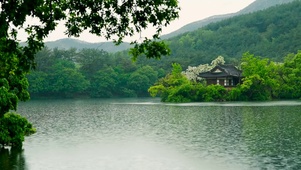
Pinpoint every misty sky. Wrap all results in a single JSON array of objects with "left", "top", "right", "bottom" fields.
[{"left": 18, "top": 0, "right": 255, "bottom": 43}]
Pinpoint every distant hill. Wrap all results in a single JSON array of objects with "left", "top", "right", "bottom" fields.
[
  {"left": 161, "top": 13, "right": 234, "bottom": 39},
  {"left": 237, "top": 0, "right": 294, "bottom": 14},
  {"left": 44, "top": 38, "right": 132, "bottom": 53},
  {"left": 161, "top": 0, "right": 295, "bottom": 39},
  {"left": 135, "top": 0, "right": 301, "bottom": 71}
]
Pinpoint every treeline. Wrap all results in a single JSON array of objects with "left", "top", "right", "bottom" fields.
[
  {"left": 149, "top": 51, "right": 301, "bottom": 102},
  {"left": 27, "top": 48, "right": 165, "bottom": 98},
  {"left": 159, "top": 0, "right": 301, "bottom": 69}
]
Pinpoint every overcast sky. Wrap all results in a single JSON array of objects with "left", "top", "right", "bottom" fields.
[{"left": 18, "top": 0, "right": 255, "bottom": 43}]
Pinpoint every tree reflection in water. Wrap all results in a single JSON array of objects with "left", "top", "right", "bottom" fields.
[
  {"left": 0, "top": 147, "right": 27, "bottom": 170},
  {"left": 241, "top": 106, "right": 301, "bottom": 169}
]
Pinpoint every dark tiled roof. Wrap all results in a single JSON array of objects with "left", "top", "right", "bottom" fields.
[{"left": 199, "top": 65, "right": 242, "bottom": 78}]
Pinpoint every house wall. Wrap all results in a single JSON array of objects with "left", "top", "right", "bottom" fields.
[
  {"left": 218, "top": 79, "right": 224, "bottom": 86},
  {"left": 206, "top": 79, "right": 217, "bottom": 85},
  {"left": 205, "top": 77, "right": 241, "bottom": 87}
]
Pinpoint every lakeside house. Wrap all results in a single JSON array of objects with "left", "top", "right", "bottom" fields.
[{"left": 198, "top": 65, "right": 243, "bottom": 88}]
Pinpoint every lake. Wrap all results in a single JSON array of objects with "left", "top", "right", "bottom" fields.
[{"left": 1, "top": 98, "right": 301, "bottom": 170}]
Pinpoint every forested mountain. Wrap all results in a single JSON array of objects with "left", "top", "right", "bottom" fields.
[
  {"left": 149, "top": 0, "right": 301, "bottom": 70},
  {"left": 44, "top": 38, "right": 132, "bottom": 52},
  {"left": 161, "top": 0, "right": 295, "bottom": 39}
]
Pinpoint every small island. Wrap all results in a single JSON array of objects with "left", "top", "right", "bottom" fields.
[{"left": 149, "top": 52, "right": 301, "bottom": 102}]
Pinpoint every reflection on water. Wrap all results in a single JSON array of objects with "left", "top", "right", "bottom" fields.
[
  {"left": 242, "top": 106, "right": 301, "bottom": 169},
  {"left": 0, "top": 147, "right": 27, "bottom": 170},
  {"left": 10, "top": 99, "right": 301, "bottom": 170}
]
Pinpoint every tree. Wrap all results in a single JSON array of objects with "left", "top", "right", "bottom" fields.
[
  {"left": 239, "top": 52, "right": 280, "bottom": 100},
  {"left": 77, "top": 49, "right": 112, "bottom": 79},
  {"left": 278, "top": 51, "right": 301, "bottom": 99},
  {"left": 43, "top": 60, "right": 89, "bottom": 97},
  {"left": 0, "top": 0, "right": 179, "bottom": 113},
  {"left": 127, "top": 65, "right": 158, "bottom": 96},
  {"left": 148, "top": 63, "right": 196, "bottom": 102},
  {"left": 0, "top": 113, "right": 36, "bottom": 147},
  {"left": 33, "top": 47, "right": 56, "bottom": 72},
  {"left": 202, "top": 85, "right": 227, "bottom": 102},
  {"left": 182, "top": 56, "right": 225, "bottom": 82},
  {"left": 27, "top": 71, "right": 49, "bottom": 95},
  {"left": 89, "top": 67, "right": 118, "bottom": 98},
  {"left": 134, "top": 66, "right": 158, "bottom": 84},
  {"left": 0, "top": 0, "right": 179, "bottom": 146},
  {"left": 127, "top": 73, "right": 150, "bottom": 96}
]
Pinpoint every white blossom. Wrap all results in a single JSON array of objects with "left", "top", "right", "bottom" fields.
[
  {"left": 182, "top": 56, "right": 225, "bottom": 81},
  {"left": 211, "top": 55, "right": 225, "bottom": 66}
]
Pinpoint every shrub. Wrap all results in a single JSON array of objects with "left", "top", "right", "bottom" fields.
[
  {"left": 203, "top": 85, "right": 227, "bottom": 102},
  {"left": 227, "top": 86, "right": 247, "bottom": 101},
  {"left": 166, "top": 83, "right": 194, "bottom": 102},
  {"left": 0, "top": 113, "right": 36, "bottom": 148},
  {"left": 195, "top": 84, "right": 207, "bottom": 101}
]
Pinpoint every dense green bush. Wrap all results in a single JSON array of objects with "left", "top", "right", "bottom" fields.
[
  {"left": 166, "top": 83, "right": 195, "bottom": 102},
  {"left": 148, "top": 63, "right": 194, "bottom": 102},
  {"left": 227, "top": 86, "right": 246, "bottom": 101},
  {"left": 203, "top": 85, "right": 227, "bottom": 102},
  {"left": 0, "top": 113, "right": 36, "bottom": 148}
]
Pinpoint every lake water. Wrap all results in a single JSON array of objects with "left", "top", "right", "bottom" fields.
[{"left": 1, "top": 98, "right": 301, "bottom": 170}]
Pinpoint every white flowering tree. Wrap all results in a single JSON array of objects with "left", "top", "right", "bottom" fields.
[{"left": 182, "top": 56, "right": 225, "bottom": 82}]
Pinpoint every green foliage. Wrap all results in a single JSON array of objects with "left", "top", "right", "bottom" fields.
[
  {"left": 151, "top": 51, "right": 301, "bottom": 102},
  {"left": 203, "top": 85, "right": 227, "bottom": 102},
  {"left": 278, "top": 51, "right": 301, "bottom": 99},
  {"left": 127, "top": 73, "right": 150, "bottom": 96},
  {"left": 149, "top": 84, "right": 165, "bottom": 98},
  {"left": 229, "top": 52, "right": 301, "bottom": 101},
  {"left": 149, "top": 63, "right": 207, "bottom": 102},
  {"left": 27, "top": 71, "right": 49, "bottom": 94},
  {"left": 240, "top": 74, "right": 272, "bottom": 101},
  {"left": 166, "top": 83, "right": 195, "bottom": 103},
  {"left": 125, "top": 65, "right": 159, "bottom": 96},
  {"left": 27, "top": 48, "right": 163, "bottom": 98},
  {"left": 0, "top": 113, "right": 36, "bottom": 148},
  {"left": 77, "top": 49, "right": 112, "bottom": 78},
  {"left": 89, "top": 67, "right": 118, "bottom": 98},
  {"left": 0, "top": 51, "right": 30, "bottom": 116},
  {"left": 51, "top": 67, "right": 89, "bottom": 97},
  {"left": 238, "top": 53, "right": 276, "bottom": 100},
  {"left": 130, "top": 40, "right": 171, "bottom": 60},
  {"left": 28, "top": 57, "right": 89, "bottom": 98},
  {"left": 0, "top": 79, "right": 18, "bottom": 115},
  {"left": 227, "top": 86, "right": 243, "bottom": 101}
]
